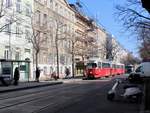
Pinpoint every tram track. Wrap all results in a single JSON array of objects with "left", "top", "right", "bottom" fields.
[
  {"left": 0, "top": 79, "right": 111, "bottom": 101},
  {"left": 31, "top": 82, "right": 111, "bottom": 113},
  {"left": 0, "top": 84, "right": 84, "bottom": 109},
  {"left": 0, "top": 82, "right": 102, "bottom": 111},
  {"left": 31, "top": 94, "right": 83, "bottom": 113},
  {"left": 0, "top": 80, "right": 112, "bottom": 113},
  {"left": 0, "top": 83, "right": 80, "bottom": 100}
]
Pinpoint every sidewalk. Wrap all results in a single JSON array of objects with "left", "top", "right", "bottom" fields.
[{"left": 0, "top": 80, "right": 63, "bottom": 93}]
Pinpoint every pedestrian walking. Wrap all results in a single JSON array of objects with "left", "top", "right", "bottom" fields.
[
  {"left": 51, "top": 71, "right": 57, "bottom": 80},
  {"left": 65, "top": 67, "right": 70, "bottom": 79},
  {"left": 13, "top": 67, "right": 20, "bottom": 85},
  {"left": 36, "top": 67, "right": 40, "bottom": 82}
]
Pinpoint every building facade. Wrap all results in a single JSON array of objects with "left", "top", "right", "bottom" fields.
[
  {"left": 0, "top": 0, "right": 129, "bottom": 80},
  {"left": 33, "top": 0, "right": 76, "bottom": 79},
  {"left": 70, "top": 4, "right": 99, "bottom": 76},
  {"left": 0, "top": 0, "right": 33, "bottom": 81}
]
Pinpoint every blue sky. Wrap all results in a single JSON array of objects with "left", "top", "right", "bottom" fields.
[{"left": 68, "top": 0, "right": 139, "bottom": 56}]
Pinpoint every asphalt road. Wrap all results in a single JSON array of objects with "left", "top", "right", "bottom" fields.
[{"left": 0, "top": 76, "right": 141, "bottom": 113}]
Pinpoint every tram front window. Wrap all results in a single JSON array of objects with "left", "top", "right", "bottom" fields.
[{"left": 87, "top": 63, "right": 97, "bottom": 68}]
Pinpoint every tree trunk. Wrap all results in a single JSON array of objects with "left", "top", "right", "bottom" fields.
[
  {"left": 35, "top": 51, "right": 38, "bottom": 81},
  {"left": 72, "top": 42, "right": 75, "bottom": 78},
  {"left": 56, "top": 36, "right": 59, "bottom": 78},
  {"left": 35, "top": 52, "right": 38, "bottom": 69}
]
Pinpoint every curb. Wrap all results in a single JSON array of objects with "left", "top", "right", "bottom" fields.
[{"left": 0, "top": 81, "right": 63, "bottom": 93}]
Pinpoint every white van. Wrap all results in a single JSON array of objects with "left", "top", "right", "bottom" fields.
[
  {"left": 134, "top": 65, "right": 144, "bottom": 77},
  {"left": 128, "top": 61, "right": 150, "bottom": 82},
  {"left": 141, "top": 62, "right": 150, "bottom": 77}
]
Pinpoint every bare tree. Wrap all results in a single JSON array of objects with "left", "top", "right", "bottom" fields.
[
  {"left": 0, "top": 0, "right": 18, "bottom": 33},
  {"left": 116, "top": 0, "right": 150, "bottom": 30},
  {"left": 51, "top": 15, "right": 67, "bottom": 78},
  {"left": 30, "top": 30, "right": 48, "bottom": 70},
  {"left": 115, "top": 0, "right": 150, "bottom": 59},
  {"left": 100, "top": 36, "right": 121, "bottom": 61},
  {"left": 120, "top": 53, "right": 141, "bottom": 65},
  {"left": 138, "top": 26, "right": 150, "bottom": 58},
  {"left": 86, "top": 37, "right": 98, "bottom": 58},
  {"left": 64, "top": 29, "right": 97, "bottom": 77},
  {"left": 64, "top": 33, "right": 82, "bottom": 78},
  {"left": 27, "top": 12, "right": 49, "bottom": 71},
  {"left": 74, "top": 29, "right": 97, "bottom": 60}
]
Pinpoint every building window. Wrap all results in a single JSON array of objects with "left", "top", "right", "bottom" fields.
[
  {"left": 50, "top": 0, "right": 53, "bottom": 3},
  {"left": 5, "top": 19, "right": 11, "bottom": 34},
  {"left": 6, "top": 0, "right": 12, "bottom": 8},
  {"left": 5, "top": 24, "right": 11, "bottom": 34},
  {"left": 55, "top": 3, "right": 58, "bottom": 12},
  {"left": 16, "top": 0, "right": 22, "bottom": 13},
  {"left": 50, "top": 0, "right": 53, "bottom": 6},
  {"left": 43, "top": 14, "right": 47, "bottom": 26},
  {"left": 25, "top": 48, "right": 31, "bottom": 53},
  {"left": 25, "top": 4, "right": 31, "bottom": 16},
  {"left": 15, "top": 51, "right": 20, "bottom": 60},
  {"left": 25, "top": 29, "right": 31, "bottom": 42},
  {"left": 60, "top": 55, "right": 65, "bottom": 65},
  {"left": 25, "top": 29, "right": 29, "bottom": 39},
  {"left": 4, "top": 49, "right": 9, "bottom": 59},
  {"left": 36, "top": 10, "right": 40, "bottom": 24},
  {"left": 43, "top": 66, "right": 47, "bottom": 75},
  {"left": 16, "top": 23, "right": 21, "bottom": 37}
]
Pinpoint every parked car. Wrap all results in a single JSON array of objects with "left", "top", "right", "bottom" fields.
[{"left": 128, "top": 64, "right": 144, "bottom": 82}]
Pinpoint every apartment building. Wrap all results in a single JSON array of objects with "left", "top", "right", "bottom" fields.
[
  {"left": 33, "top": 0, "right": 76, "bottom": 79},
  {"left": 0, "top": 0, "right": 33, "bottom": 81},
  {"left": 69, "top": 4, "right": 99, "bottom": 76}
]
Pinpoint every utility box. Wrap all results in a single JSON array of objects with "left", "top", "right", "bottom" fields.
[{"left": 142, "top": 61, "right": 150, "bottom": 77}]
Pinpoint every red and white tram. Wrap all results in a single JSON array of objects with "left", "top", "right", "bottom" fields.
[{"left": 85, "top": 58, "right": 125, "bottom": 79}]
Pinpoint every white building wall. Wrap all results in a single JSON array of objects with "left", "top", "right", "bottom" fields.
[
  {"left": 33, "top": 0, "right": 76, "bottom": 79},
  {"left": 0, "top": 0, "right": 34, "bottom": 81}
]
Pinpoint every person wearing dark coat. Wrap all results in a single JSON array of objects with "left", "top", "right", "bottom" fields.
[
  {"left": 65, "top": 67, "right": 70, "bottom": 78},
  {"left": 14, "top": 67, "right": 20, "bottom": 85},
  {"left": 36, "top": 67, "right": 40, "bottom": 82}
]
